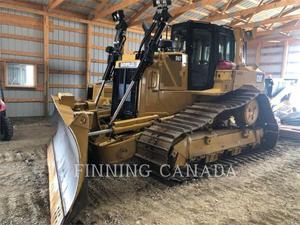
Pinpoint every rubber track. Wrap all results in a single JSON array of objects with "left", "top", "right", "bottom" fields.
[{"left": 136, "top": 88, "right": 278, "bottom": 171}]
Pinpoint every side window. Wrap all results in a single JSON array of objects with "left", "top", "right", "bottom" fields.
[
  {"left": 6, "top": 63, "right": 36, "bottom": 88},
  {"left": 191, "top": 30, "right": 211, "bottom": 65},
  {"left": 172, "top": 29, "right": 187, "bottom": 52},
  {"left": 219, "top": 35, "right": 234, "bottom": 61}
]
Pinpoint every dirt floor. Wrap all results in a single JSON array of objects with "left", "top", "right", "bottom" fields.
[{"left": 0, "top": 118, "right": 299, "bottom": 225}]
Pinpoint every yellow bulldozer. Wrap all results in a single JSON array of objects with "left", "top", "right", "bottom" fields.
[{"left": 47, "top": 1, "right": 278, "bottom": 225}]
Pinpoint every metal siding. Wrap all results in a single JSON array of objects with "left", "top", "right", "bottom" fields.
[
  {"left": 247, "top": 44, "right": 283, "bottom": 78},
  {"left": 48, "top": 17, "right": 87, "bottom": 112},
  {"left": 286, "top": 44, "right": 300, "bottom": 79},
  {"left": 0, "top": 6, "right": 146, "bottom": 116},
  {"left": 0, "top": 9, "right": 44, "bottom": 117}
]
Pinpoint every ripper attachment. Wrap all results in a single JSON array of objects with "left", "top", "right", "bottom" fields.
[{"left": 109, "top": 0, "right": 172, "bottom": 125}]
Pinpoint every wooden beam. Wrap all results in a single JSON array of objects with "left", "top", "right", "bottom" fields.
[
  {"left": 256, "top": 21, "right": 300, "bottom": 37},
  {"left": 48, "top": 0, "right": 65, "bottom": 11},
  {"left": 130, "top": 0, "right": 219, "bottom": 27},
  {"left": 49, "top": 55, "right": 86, "bottom": 62},
  {"left": 255, "top": 42, "right": 261, "bottom": 66},
  {"left": 0, "top": 33, "right": 43, "bottom": 42},
  {"left": 247, "top": 35, "right": 300, "bottom": 46},
  {"left": 5, "top": 98, "right": 44, "bottom": 103},
  {"left": 51, "top": 24, "right": 86, "bottom": 33},
  {"left": 86, "top": 24, "right": 92, "bottom": 86},
  {"left": 202, "top": 0, "right": 243, "bottom": 26},
  {"left": 0, "top": 12, "right": 43, "bottom": 30},
  {"left": 170, "top": 0, "right": 219, "bottom": 22},
  {"left": 235, "top": 14, "right": 300, "bottom": 29},
  {"left": 88, "top": 0, "right": 109, "bottom": 19},
  {"left": 281, "top": 40, "right": 289, "bottom": 78},
  {"left": 94, "top": 0, "right": 140, "bottom": 20},
  {"left": 266, "top": 5, "right": 288, "bottom": 30},
  {"left": 49, "top": 84, "right": 86, "bottom": 89},
  {"left": 203, "top": 0, "right": 300, "bottom": 22},
  {"left": 0, "top": 49, "right": 43, "bottom": 58},
  {"left": 0, "top": 0, "right": 143, "bottom": 34},
  {"left": 43, "top": 15, "right": 49, "bottom": 117},
  {"left": 128, "top": 2, "right": 152, "bottom": 25},
  {"left": 232, "top": 3, "right": 300, "bottom": 36},
  {"left": 91, "top": 59, "right": 107, "bottom": 64},
  {"left": 229, "top": 0, "right": 264, "bottom": 27},
  {"left": 0, "top": 58, "right": 43, "bottom": 64},
  {"left": 49, "top": 69, "right": 85, "bottom": 76},
  {"left": 222, "top": 0, "right": 233, "bottom": 14}
]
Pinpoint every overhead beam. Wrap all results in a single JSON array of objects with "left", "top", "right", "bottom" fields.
[
  {"left": 256, "top": 20, "right": 300, "bottom": 36},
  {"left": 0, "top": 0, "right": 144, "bottom": 33},
  {"left": 93, "top": 0, "right": 140, "bottom": 20},
  {"left": 88, "top": 0, "right": 109, "bottom": 19},
  {"left": 130, "top": 0, "right": 219, "bottom": 27},
  {"left": 231, "top": 3, "right": 300, "bottom": 36},
  {"left": 222, "top": 0, "right": 233, "bottom": 14},
  {"left": 48, "top": 0, "right": 65, "bottom": 11},
  {"left": 128, "top": 2, "right": 152, "bottom": 25},
  {"left": 170, "top": 0, "right": 219, "bottom": 22},
  {"left": 203, "top": 0, "right": 300, "bottom": 22},
  {"left": 235, "top": 14, "right": 300, "bottom": 29},
  {"left": 203, "top": 0, "right": 244, "bottom": 25}
]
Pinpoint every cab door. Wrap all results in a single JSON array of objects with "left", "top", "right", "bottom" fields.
[{"left": 188, "top": 29, "right": 213, "bottom": 90}]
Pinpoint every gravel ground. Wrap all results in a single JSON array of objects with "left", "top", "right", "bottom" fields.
[{"left": 0, "top": 118, "right": 299, "bottom": 225}]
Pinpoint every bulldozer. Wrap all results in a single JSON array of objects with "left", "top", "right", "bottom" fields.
[{"left": 47, "top": 1, "right": 278, "bottom": 225}]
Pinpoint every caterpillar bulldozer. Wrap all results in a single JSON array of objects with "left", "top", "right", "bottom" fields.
[{"left": 47, "top": 1, "right": 278, "bottom": 225}]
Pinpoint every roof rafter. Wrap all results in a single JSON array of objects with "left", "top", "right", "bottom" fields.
[
  {"left": 203, "top": 0, "right": 243, "bottom": 22},
  {"left": 128, "top": 2, "right": 153, "bottom": 25},
  {"left": 130, "top": 0, "right": 219, "bottom": 27},
  {"left": 0, "top": 0, "right": 144, "bottom": 34},
  {"left": 229, "top": 0, "right": 265, "bottom": 27},
  {"left": 170, "top": 0, "right": 219, "bottom": 22},
  {"left": 203, "top": 0, "right": 300, "bottom": 22},
  {"left": 48, "top": 0, "right": 65, "bottom": 11},
  {"left": 93, "top": 0, "right": 140, "bottom": 20},
  {"left": 256, "top": 20, "right": 300, "bottom": 36},
  {"left": 88, "top": 0, "right": 109, "bottom": 19},
  {"left": 235, "top": 13, "right": 300, "bottom": 29}
]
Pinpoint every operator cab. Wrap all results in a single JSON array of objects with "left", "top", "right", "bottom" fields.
[
  {"left": 111, "top": 21, "right": 236, "bottom": 120},
  {"left": 171, "top": 21, "right": 235, "bottom": 90}
]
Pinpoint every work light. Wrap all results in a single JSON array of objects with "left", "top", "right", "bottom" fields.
[
  {"left": 153, "top": 0, "right": 172, "bottom": 7},
  {"left": 112, "top": 10, "right": 125, "bottom": 22}
]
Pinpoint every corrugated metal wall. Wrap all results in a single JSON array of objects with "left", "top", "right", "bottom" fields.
[
  {"left": 286, "top": 44, "right": 300, "bottom": 79},
  {"left": 48, "top": 17, "right": 87, "bottom": 114},
  {"left": 0, "top": 7, "right": 143, "bottom": 117},
  {"left": 0, "top": 8, "right": 44, "bottom": 117},
  {"left": 247, "top": 41, "right": 300, "bottom": 80},
  {"left": 247, "top": 44, "right": 284, "bottom": 78}
]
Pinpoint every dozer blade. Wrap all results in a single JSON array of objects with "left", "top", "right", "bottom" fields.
[{"left": 48, "top": 97, "right": 90, "bottom": 225}]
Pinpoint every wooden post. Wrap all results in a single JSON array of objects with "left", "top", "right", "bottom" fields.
[
  {"left": 43, "top": 15, "right": 49, "bottom": 117},
  {"left": 86, "top": 23, "right": 92, "bottom": 87},
  {"left": 281, "top": 40, "right": 289, "bottom": 78},
  {"left": 255, "top": 42, "right": 261, "bottom": 66}
]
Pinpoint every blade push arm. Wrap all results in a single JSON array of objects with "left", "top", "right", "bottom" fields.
[
  {"left": 110, "top": 1, "right": 172, "bottom": 125},
  {"left": 95, "top": 10, "right": 128, "bottom": 108}
]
